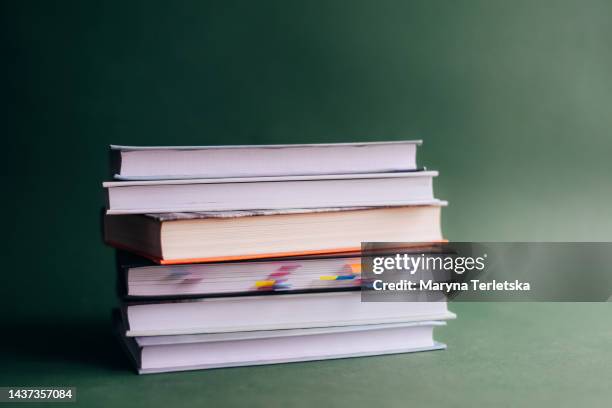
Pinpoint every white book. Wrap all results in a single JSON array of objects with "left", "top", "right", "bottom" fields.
[
  {"left": 122, "top": 291, "right": 453, "bottom": 336},
  {"left": 115, "top": 318, "right": 449, "bottom": 374},
  {"left": 122, "top": 254, "right": 364, "bottom": 297},
  {"left": 103, "top": 171, "right": 438, "bottom": 214},
  {"left": 110, "top": 140, "right": 421, "bottom": 180}
]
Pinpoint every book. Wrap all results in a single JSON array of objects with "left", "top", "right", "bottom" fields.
[
  {"left": 115, "top": 317, "right": 447, "bottom": 374},
  {"left": 121, "top": 291, "right": 454, "bottom": 336},
  {"left": 110, "top": 141, "right": 421, "bottom": 180},
  {"left": 120, "top": 254, "right": 362, "bottom": 298},
  {"left": 104, "top": 205, "right": 444, "bottom": 264},
  {"left": 117, "top": 243, "right": 448, "bottom": 298},
  {"left": 102, "top": 171, "right": 438, "bottom": 214}
]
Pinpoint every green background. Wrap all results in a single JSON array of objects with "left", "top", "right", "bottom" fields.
[{"left": 2, "top": 1, "right": 612, "bottom": 407}]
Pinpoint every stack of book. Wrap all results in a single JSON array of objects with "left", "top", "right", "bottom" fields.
[{"left": 103, "top": 141, "right": 454, "bottom": 374}]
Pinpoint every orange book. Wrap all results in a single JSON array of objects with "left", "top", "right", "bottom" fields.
[{"left": 104, "top": 205, "right": 444, "bottom": 265}]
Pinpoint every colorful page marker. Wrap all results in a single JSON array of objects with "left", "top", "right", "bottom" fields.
[
  {"left": 319, "top": 275, "right": 357, "bottom": 281},
  {"left": 277, "top": 264, "right": 301, "bottom": 272},
  {"left": 255, "top": 279, "right": 276, "bottom": 288},
  {"left": 348, "top": 263, "right": 362, "bottom": 274}
]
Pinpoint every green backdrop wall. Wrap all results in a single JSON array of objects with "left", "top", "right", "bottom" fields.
[{"left": 3, "top": 0, "right": 612, "bottom": 320}]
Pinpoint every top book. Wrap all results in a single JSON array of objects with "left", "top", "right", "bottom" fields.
[{"left": 110, "top": 140, "right": 421, "bottom": 180}]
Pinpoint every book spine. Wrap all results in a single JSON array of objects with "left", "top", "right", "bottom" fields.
[
  {"left": 114, "top": 252, "right": 129, "bottom": 299},
  {"left": 109, "top": 148, "right": 122, "bottom": 178}
]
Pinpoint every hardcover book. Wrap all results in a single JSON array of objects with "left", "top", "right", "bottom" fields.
[
  {"left": 121, "top": 291, "right": 454, "bottom": 336},
  {"left": 103, "top": 171, "right": 438, "bottom": 214},
  {"left": 115, "top": 316, "right": 448, "bottom": 374},
  {"left": 104, "top": 205, "right": 444, "bottom": 264},
  {"left": 110, "top": 140, "right": 421, "bottom": 180}
]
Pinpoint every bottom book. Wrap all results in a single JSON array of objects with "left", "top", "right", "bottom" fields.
[{"left": 114, "top": 315, "right": 448, "bottom": 374}]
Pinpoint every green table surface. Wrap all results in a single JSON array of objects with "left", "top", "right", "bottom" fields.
[{"left": 3, "top": 303, "right": 611, "bottom": 408}]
